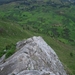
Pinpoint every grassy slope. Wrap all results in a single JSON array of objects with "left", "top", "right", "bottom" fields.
[
  {"left": 0, "top": 1, "right": 75, "bottom": 45},
  {"left": 0, "top": 20, "right": 75, "bottom": 75},
  {"left": 0, "top": 20, "right": 31, "bottom": 56}
]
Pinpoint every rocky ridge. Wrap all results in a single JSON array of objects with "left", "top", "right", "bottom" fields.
[{"left": 0, "top": 36, "right": 67, "bottom": 75}]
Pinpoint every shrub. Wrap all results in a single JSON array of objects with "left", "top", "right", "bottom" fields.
[
  {"left": 5, "top": 44, "right": 11, "bottom": 50},
  {"left": 5, "top": 49, "right": 15, "bottom": 58},
  {"left": 70, "top": 52, "right": 73, "bottom": 57},
  {"left": 5, "top": 44, "right": 16, "bottom": 58}
]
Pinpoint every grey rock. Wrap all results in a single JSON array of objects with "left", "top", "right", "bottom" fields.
[
  {"left": 0, "top": 54, "right": 5, "bottom": 65},
  {"left": 0, "top": 36, "right": 67, "bottom": 75}
]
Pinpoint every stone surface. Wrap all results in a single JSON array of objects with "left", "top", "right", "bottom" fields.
[
  {"left": 0, "top": 54, "right": 5, "bottom": 65},
  {"left": 0, "top": 36, "right": 67, "bottom": 75}
]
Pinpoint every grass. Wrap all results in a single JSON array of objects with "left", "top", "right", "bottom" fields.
[
  {"left": 0, "top": 20, "right": 32, "bottom": 57},
  {"left": 5, "top": 44, "right": 16, "bottom": 58},
  {"left": 0, "top": 1, "right": 75, "bottom": 46}
]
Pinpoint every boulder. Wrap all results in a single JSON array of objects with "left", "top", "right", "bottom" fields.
[{"left": 0, "top": 36, "right": 67, "bottom": 75}]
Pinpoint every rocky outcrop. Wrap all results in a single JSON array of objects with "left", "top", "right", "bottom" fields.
[{"left": 0, "top": 36, "right": 67, "bottom": 75}]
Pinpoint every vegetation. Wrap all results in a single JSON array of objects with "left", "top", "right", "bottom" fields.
[
  {"left": 70, "top": 52, "right": 73, "bottom": 57},
  {"left": 0, "top": 0, "right": 75, "bottom": 75},
  {"left": 5, "top": 44, "right": 16, "bottom": 58},
  {"left": 0, "top": 20, "right": 31, "bottom": 57},
  {"left": 0, "top": 0, "right": 75, "bottom": 45}
]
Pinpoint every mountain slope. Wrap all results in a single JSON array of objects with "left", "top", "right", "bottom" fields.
[
  {"left": 0, "top": 0, "right": 75, "bottom": 45},
  {"left": 0, "top": 20, "right": 32, "bottom": 57},
  {"left": 0, "top": 0, "right": 75, "bottom": 5},
  {"left": 0, "top": 0, "right": 75, "bottom": 75}
]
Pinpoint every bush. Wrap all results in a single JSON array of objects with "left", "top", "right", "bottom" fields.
[
  {"left": 5, "top": 44, "right": 11, "bottom": 50},
  {"left": 5, "top": 49, "right": 15, "bottom": 58},
  {"left": 70, "top": 52, "right": 73, "bottom": 57},
  {"left": 5, "top": 44, "right": 16, "bottom": 58}
]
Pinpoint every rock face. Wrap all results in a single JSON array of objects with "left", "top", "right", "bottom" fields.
[{"left": 0, "top": 36, "right": 67, "bottom": 75}]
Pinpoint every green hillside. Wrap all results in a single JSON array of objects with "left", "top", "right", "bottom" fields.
[
  {"left": 0, "top": 0, "right": 75, "bottom": 45},
  {"left": 0, "top": 20, "right": 31, "bottom": 57},
  {"left": 0, "top": 0, "right": 75, "bottom": 75}
]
